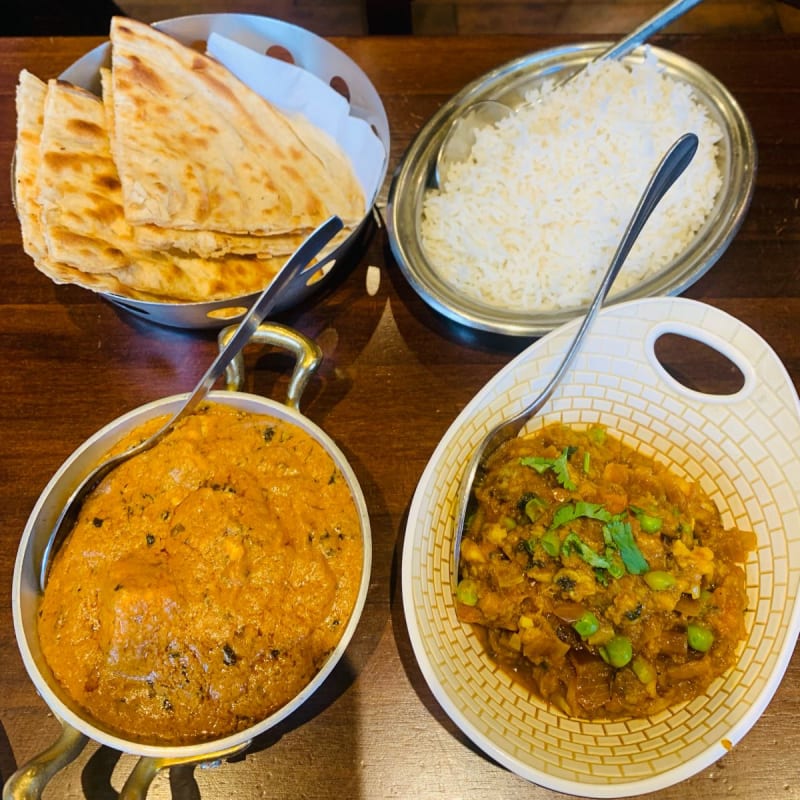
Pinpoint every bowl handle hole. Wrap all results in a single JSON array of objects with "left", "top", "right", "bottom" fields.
[
  {"left": 329, "top": 75, "right": 351, "bottom": 102},
  {"left": 653, "top": 332, "right": 745, "bottom": 396}
]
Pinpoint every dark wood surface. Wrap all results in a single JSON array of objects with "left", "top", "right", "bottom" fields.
[{"left": 1, "top": 32, "right": 799, "bottom": 800}]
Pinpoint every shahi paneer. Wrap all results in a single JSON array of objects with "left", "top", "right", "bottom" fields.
[
  {"left": 456, "top": 422, "right": 755, "bottom": 719},
  {"left": 38, "top": 402, "right": 364, "bottom": 744}
]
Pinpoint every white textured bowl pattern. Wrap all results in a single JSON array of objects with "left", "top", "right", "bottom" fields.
[{"left": 402, "top": 297, "right": 800, "bottom": 797}]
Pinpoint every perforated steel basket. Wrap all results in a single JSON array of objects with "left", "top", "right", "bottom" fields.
[{"left": 60, "top": 14, "right": 390, "bottom": 329}]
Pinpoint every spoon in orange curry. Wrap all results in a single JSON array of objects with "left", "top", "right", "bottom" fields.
[
  {"left": 38, "top": 215, "right": 344, "bottom": 592},
  {"left": 451, "top": 133, "right": 698, "bottom": 589}
]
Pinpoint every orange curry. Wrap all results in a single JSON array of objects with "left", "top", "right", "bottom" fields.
[{"left": 38, "top": 402, "right": 363, "bottom": 744}]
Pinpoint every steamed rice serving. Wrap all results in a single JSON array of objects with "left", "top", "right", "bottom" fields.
[{"left": 420, "top": 53, "right": 724, "bottom": 311}]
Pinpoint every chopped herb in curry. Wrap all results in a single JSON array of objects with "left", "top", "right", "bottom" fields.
[{"left": 456, "top": 422, "right": 755, "bottom": 719}]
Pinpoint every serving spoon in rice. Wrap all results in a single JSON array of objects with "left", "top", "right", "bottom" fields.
[
  {"left": 451, "top": 132, "right": 698, "bottom": 590},
  {"left": 434, "top": 0, "right": 704, "bottom": 188}
]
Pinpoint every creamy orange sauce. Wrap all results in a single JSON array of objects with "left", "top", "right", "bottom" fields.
[{"left": 38, "top": 402, "right": 363, "bottom": 744}]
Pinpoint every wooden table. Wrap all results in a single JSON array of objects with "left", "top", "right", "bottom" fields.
[{"left": 1, "top": 32, "right": 798, "bottom": 800}]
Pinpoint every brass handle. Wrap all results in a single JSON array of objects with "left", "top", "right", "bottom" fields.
[
  {"left": 117, "top": 742, "right": 250, "bottom": 800},
  {"left": 218, "top": 321, "right": 323, "bottom": 411},
  {"left": 2, "top": 721, "right": 88, "bottom": 800}
]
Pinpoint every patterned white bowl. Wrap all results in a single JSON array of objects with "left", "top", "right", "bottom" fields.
[{"left": 402, "top": 296, "right": 800, "bottom": 796}]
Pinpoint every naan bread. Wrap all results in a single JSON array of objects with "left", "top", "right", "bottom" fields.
[
  {"left": 13, "top": 17, "right": 364, "bottom": 305},
  {"left": 14, "top": 70, "right": 49, "bottom": 265},
  {"left": 14, "top": 70, "right": 149, "bottom": 297},
  {"left": 20, "top": 74, "right": 286, "bottom": 301},
  {"left": 38, "top": 79, "right": 136, "bottom": 274},
  {"left": 100, "top": 67, "right": 349, "bottom": 260},
  {"left": 107, "top": 16, "right": 364, "bottom": 236}
]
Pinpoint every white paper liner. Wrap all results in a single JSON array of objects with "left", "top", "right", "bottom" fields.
[{"left": 207, "top": 32, "right": 385, "bottom": 204}]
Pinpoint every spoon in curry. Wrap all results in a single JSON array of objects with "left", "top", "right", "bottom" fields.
[
  {"left": 37, "top": 215, "right": 344, "bottom": 592},
  {"left": 451, "top": 132, "right": 698, "bottom": 589},
  {"left": 434, "top": 0, "right": 704, "bottom": 187}
]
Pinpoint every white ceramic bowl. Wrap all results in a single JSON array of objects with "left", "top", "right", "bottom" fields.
[{"left": 402, "top": 296, "right": 800, "bottom": 796}]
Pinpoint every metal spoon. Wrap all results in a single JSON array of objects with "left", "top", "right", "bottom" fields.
[
  {"left": 434, "top": 0, "right": 704, "bottom": 187},
  {"left": 451, "top": 132, "right": 698, "bottom": 588},
  {"left": 38, "top": 215, "right": 344, "bottom": 592}
]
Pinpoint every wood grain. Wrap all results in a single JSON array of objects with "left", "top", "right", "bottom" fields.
[{"left": 0, "top": 32, "right": 798, "bottom": 800}]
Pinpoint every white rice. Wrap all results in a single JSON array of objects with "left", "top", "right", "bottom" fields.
[{"left": 419, "top": 51, "right": 724, "bottom": 312}]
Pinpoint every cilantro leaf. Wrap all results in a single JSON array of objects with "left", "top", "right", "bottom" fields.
[
  {"left": 520, "top": 446, "right": 577, "bottom": 490},
  {"left": 550, "top": 501, "right": 611, "bottom": 530},
  {"left": 604, "top": 548, "right": 626, "bottom": 579},
  {"left": 520, "top": 455, "right": 556, "bottom": 474},
  {"left": 552, "top": 447, "right": 577, "bottom": 490},
  {"left": 561, "top": 532, "right": 610, "bottom": 569},
  {"left": 604, "top": 519, "right": 649, "bottom": 575}
]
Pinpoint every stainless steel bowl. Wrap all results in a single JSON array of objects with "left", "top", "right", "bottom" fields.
[
  {"left": 6, "top": 324, "right": 372, "bottom": 800},
  {"left": 387, "top": 43, "right": 756, "bottom": 338},
  {"left": 59, "top": 14, "right": 390, "bottom": 330}
]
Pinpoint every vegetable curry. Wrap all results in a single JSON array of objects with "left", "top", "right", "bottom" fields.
[
  {"left": 456, "top": 423, "right": 755, "bottom": 719},
  {"left": 38, "top": 402, "right": 363, "bottom": 744}
]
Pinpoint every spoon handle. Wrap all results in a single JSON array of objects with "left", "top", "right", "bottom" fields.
[
  {"left": 521, "top": 133, "right": 699, "bottom": 420},
  {"left": 598, "top": 0, "right": 706, "bottom": 62},
  {"left": 451, "top": 134, "right": 698, "bottom": 588},
  {"left": 37, "top": 216, "right": 343, "bottom": 591},
  {"left": 177, "top": 215, "right": 343, "bottom": 424}
]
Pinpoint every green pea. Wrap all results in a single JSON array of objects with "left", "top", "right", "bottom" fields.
[
  {"left": 589, "top": 425, "right": 606, "bottom": 445},
  {"left": 687, "top": 622, "right": 714, "bottom": 652},
  {"left": 501, "top": 516, "right": 517, "bottom": 531},
  {"left": 456, "top": 579, "right": 479, "bottom": 606},
  {"left": 639, "top": 513, "right": 663, "bottom": 533},
  {"left": 600, "top": 635, "right": 633, "bottom": 668},
  {"left": 524, "top": 496, "right": 546, "bottom": 523},
  {"left": 573, "top": 611, "right": 600, "bottom": 639},
  {"left": 644, "top": 570, "right": 676, "bottom": 591},
  {"left": 630, "top": 505, "right": 662, "bottom": 533}
]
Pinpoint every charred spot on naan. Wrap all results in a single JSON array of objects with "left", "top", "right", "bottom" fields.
[
  {"left": 49, "top": 228, "right": 125, "bottom": 263},
  {"left": 92, "top": 172, "right": 122, "bottom": 194},
  {"left": 64, "top": 119, "right": 105, "bottom": 141}
]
